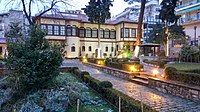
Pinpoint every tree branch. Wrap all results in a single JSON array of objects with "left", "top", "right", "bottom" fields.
[{"left": 21, "top": 0, "right": 33, "bottom": 25}]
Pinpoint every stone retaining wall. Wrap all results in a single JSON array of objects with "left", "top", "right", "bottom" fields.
[
  {"left": 148, "top": 78, "right": 200, "bottom": 102},
  {"left": 84, "top": 62, "right": 200, "bottom": 102},
  {"left": 84, "top": 63, "right": 137, "bottom": 80}
]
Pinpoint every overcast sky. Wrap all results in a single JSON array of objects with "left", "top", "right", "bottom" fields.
[{"left": 0, "top": 0, "right": 161, "bottom": 16}]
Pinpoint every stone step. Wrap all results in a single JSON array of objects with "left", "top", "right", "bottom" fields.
[{"left": 130, "top": 78, "right": 149, "bottom": 86}]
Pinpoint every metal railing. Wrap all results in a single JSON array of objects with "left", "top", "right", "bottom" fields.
[{"left": 177, "top": 0, "right": 199, "bottom": 9}]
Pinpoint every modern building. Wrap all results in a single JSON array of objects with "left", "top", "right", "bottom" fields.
[
  {"left": 0, "top": 10, "right": 25, "bottom": 58},
  {"left": 35, "top": 10, "right": 143, "bottom": 58},
  {"left": 112, "top": 0, "right": 162, "bottom": 41},
  {"left": 176, "top": 0, "right": 200, "bottom": 46}
]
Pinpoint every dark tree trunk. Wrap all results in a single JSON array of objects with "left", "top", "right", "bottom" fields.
[{"left": 136, "top": 0, "right": 146, "bottom": 45}]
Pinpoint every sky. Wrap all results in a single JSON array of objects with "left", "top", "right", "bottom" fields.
[
  {"left": 0, "top": 0, "right": 162, "bottom": 16},
  {"left": 70, "top": 0, "right": 131, "bottom": 16},
  {"left": 0, "top": 0, "right": 136, "bottom": 17}
]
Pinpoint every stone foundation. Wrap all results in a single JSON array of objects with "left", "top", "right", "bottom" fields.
[
  {"left": 84, "top": 62, "right": 200, "bottom": 102},
  {"left": 149, "top": 78, "right": 200, "bottom": 102}
]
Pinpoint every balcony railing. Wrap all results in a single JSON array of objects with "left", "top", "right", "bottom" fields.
[
  {"left": 180, "top": 15, "right": 200, "bottom": 24},
  {"left": 177, "top": 0, "right": 200, "bottom": 9}
]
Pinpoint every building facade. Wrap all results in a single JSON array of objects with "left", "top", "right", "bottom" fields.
[
  {"left": 0, "top": 10, "right": 26, "bottom": 58},
  {"left": 176, "top": 0, "right": 200, "bottom": 46},
  {"left": 112, "top": 0, "right": 162, "bottom": 41},
  {"left": 36, "top": 10, "right": 143, "bottom": 58}
]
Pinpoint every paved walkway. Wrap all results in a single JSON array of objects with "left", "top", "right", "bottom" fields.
[{"left": 62, "top": 60, "right": 200, "bottom": 112}]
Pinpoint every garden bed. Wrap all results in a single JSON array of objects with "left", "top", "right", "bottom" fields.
[
  {"left": 65, "top": 67, "right": 157, "bottom": 112},
  {"left": 0, "top": 72, "right": 116, "bottom": 112}
]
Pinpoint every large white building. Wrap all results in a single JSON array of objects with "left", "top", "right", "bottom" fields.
[{"left": 36, "top": 10, "right": 143, "bottom": 58}]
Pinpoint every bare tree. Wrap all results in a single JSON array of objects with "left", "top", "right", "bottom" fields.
[{"left": 3, "top": 0, "right": 71, "bottom": 25}]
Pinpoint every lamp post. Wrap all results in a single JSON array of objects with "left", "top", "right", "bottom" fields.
[{"left": 194, "top": 26, "right": 197, "bottom": 46}]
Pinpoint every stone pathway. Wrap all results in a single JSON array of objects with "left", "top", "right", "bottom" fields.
[{"left": 62, "top": 59, "right": 200, "bottom": 112}]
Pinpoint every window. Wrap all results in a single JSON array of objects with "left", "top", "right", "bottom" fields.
[
  {"left": 121, "top": 28, "right": 129, "bottom": 38},
  {"left": 79, "top": 27, "right": 85, "bottom": 37},
  {"left": 41, "top": 25, "right": 46, "bottom": 30},
  {"left": 105, "top": 47, "right": 108, "bottom": 52},
  {"left": 86, "top": 28, "right": 91, "bottom": 37},
  {"left": 60, "top": 26, "right": 65, "bottom": 35},
  {"left": 104, "top": 29, "right": 110, "bottom": 38},
  {"left": 54, "top": 25, "right": 59, "bottom": 35},
  {"left": 71, "top": 46, "right": 75, "bottom": 52},
  {"left": 116, "top": 45, "right": 119, "bottom": 51},
  {"left": 124, "top": 28, "right": 129, "bottom": 37},
  {"left": 110, "top": 30, "right": 116, "bottom": 38},
  {"left": 111, "top": 47, "right": 114, "bottom": 52},
  {"left": 0, "top": 47, "right": 2, "bottom": 54},
  {"left": 156, "top": 8, "right": 160, "bottom": 12},
  {"left": 47, "top": 25, "right": 53, "bottom": 35},
  {"left": 72, "top": 26, "right": 77, "bottom": 36},
  {"left": 89, "top": 46, "right": 92, "bottom": 51},
  {"left": 82, "top": 46, "right": 85, "bottom": 52},
  {"left": 100, "top": 29, "right": 104, "bottom": 38},
  {"left": 66, "top": 25, "right": 72, "bottom": 36},
  {"left": 155, "top": 15, "right": 159, "bottom": 19},
  {"left": 92, "top": 28, "right": 97, "bottom": 38},
  {"left": 131, "top": 29, "right": 136, "bottom": 37}
]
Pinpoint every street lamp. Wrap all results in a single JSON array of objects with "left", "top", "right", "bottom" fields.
[{"left": 194, "top": 26, "right": 197, "bottom": 46}]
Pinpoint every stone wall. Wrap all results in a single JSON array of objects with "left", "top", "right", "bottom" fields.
[
  {"left": 84, "top": 63, "right": 136, "bottom": 80},
  {"left": 149, "top": 78, "right": 200, "bottom": 102},
  {"left": 84, "top": 62, "right": 200, "bottom": 102}
]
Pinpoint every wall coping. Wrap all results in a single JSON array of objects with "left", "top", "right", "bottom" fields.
[
  {"left": 149, "top": 77, "right": 200, "bottom": 91},
  {"left": 86, "top": 62, "right": 137, "bottom": 75}
]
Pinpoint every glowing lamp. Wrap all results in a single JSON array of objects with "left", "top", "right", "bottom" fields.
[
  {"left": 130, "top": 66, "right": 137, "bottom": 72},
  {"left": 82, "top": 58, "right": 88, "bottom": 63},
  {"left": 152, "top": 69, "right": 159, "bottom": 76},
  {"left": 83, "top": 56, "right": 86, "bottom": 59},
  {"left": 97, "top": 61, "right": 101, "bottom": 65}
]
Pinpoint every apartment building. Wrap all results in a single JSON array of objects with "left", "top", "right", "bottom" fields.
[
  {"left": 36, "top": 10, "right": 143, "bottom": 58},
  {"left": 177, "top": 0, "right": 200, "bottom": 46},
  {"left": 112, "top": 0, "right": 162, "bottom": 41}
]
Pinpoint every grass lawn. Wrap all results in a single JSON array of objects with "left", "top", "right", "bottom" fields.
[{"left": 166, "top": 62, "right": 200, "bottom": 71}]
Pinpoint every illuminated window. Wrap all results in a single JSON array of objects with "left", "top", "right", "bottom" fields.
[
  {"left": 54, "top": 25, "right": 59, "bottom": 35},
  {"left": 47, "top": 25, "right": 53, "bottom": 35},
  {"left": 60, "top": 26, "right": 65, "bottom": 35}
]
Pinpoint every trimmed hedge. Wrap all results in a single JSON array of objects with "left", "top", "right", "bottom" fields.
[
  {"left": 64, "top": 67, "right": 156, "bottom": 112},
  {"left": 99, "top": 81, "right": 113, "bottom": 88},
  {"left": 164, "top": 67, "right": 200, "bottom": 86}
]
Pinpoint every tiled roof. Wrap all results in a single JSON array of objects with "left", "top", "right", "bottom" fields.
[{"left": 40, "top": 12, "right": 138, "bottom": 25}]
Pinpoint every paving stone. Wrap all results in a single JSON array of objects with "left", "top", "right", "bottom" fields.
[{"left": 62, "top": 60, "right": 200, "bottom": 112}]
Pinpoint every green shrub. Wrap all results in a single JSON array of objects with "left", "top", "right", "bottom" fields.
[
  {"left": 164, "top": 67, "right": 177, "bottom": 78},
  {"left": 99, "top": 81, "right": 113, "bottom": 88},
  {"left": 6, "top": 24, "right": 63, "bottom": 93},
  {"left": 164, "top": 67, "right": 200, "bottom": 86}
]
